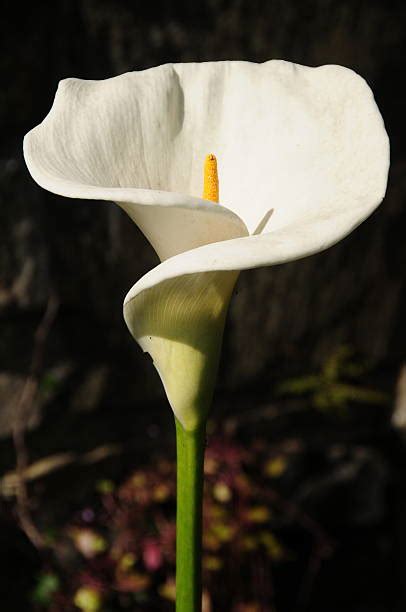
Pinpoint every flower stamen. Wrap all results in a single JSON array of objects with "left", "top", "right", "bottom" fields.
[{"left": 203, "top": 154, "right": 219, "bottom": 203}]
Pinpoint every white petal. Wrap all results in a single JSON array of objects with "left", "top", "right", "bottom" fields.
[
  {"left": 23, "top": 70, "right": 248, "bottom": 260},
  {"left": 124, "top": 199, "right": 385, "bottom": 299},
  {"left": 190, "top": 60, "right": 389, "bottom": 235},
  {"left": 124, "top": 200, "right": 387, "bottom": 429},
  {"left": 24, "top": 60, "right": 388, "bottom": 257}
]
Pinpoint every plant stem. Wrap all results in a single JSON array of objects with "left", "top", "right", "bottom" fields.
[{"left": 175, "top": 417, "right": 206, "bottom": 612}]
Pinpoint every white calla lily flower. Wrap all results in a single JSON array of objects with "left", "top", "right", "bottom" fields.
[{"left": 24, "top": 60, "right": 389, "bottom": 431}]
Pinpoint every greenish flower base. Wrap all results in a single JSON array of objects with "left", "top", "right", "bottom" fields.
[{"left": 175, "top": 417, "right": 206, "bottom": 612}]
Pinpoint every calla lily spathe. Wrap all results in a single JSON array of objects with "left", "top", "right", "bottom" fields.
[{"left": 23, "top": 60, "right": 389, "bottom": 430}]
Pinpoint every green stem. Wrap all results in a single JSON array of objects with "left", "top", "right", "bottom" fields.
[{"left": 175, "top": 417, "right": 206, "bottom": 612}]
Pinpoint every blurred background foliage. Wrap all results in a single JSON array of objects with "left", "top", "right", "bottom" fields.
[{"left": 1, "top": 1, "right": 406, "bottom": 610}]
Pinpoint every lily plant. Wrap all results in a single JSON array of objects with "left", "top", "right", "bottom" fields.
[{"left": 24, "top": 60, "right": 389, "bottom": 611}]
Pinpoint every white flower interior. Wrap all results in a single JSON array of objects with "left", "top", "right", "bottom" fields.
[{"left": 24, "top": 60, "right": 389, "bottom": 256}]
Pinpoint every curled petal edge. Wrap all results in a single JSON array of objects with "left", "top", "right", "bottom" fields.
[
  {"left": 23, "top": 135, "right": 249, "bottom": 259},
  {"left": 124, "top": 203, "right": 387, "bottom": 429}
]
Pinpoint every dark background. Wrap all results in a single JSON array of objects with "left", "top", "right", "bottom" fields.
[{"left": 1, "top": 1, "right": 406, "bottom": 611}]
